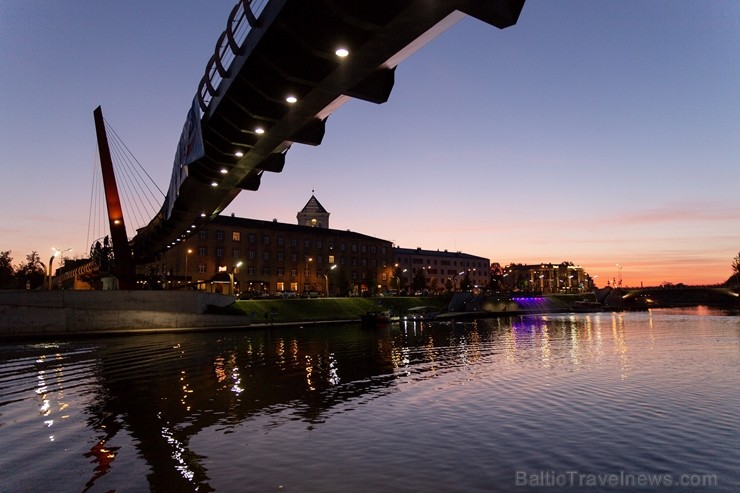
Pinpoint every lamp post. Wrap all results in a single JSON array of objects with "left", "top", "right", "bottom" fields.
[
  {"left": 229, "top": 261, "right": 242, "bottom": 296},
  {"left": 323, "top": 264, "right": 337, "bottom": 296},
  {"left": 397, "top": 268, "right": 407, "bottom": 294},
  {"left": 48, "top": 247, "right": 72, "bottom": 290},
  {"left": 185, "top": 248, "right": 192, "bottom": 285},
  {"left": 306, "top": 257, "right": 313, "bottom": 293}
]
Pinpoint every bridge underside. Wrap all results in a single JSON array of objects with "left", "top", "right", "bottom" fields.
[{"left": 132, "top": 0, "right": 525, "bottom": 262}]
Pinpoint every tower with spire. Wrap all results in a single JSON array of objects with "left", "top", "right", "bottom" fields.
[{"left": 297, "top": 191, "right": 329, "bottom": 228}]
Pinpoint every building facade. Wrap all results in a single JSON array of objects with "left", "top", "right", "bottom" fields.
[
  {"left": 143, "top": 214, "right": 394, "bottom": 296},
  {"left": 393, "top": 247, "right": 491, "bottom": 294}
]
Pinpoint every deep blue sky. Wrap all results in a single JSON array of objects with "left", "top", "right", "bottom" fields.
[{"left": 1, "top": 0, "right": 738, "bottom": 285}]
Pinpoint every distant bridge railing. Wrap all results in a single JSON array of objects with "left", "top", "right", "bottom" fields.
[
  {"left": 197, "top": 0, "right": 270, "bottom": 113},
  {"left": 53, "top": 260, "right": 101, "bottom": 287}
]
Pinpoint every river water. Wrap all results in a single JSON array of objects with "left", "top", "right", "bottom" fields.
[{"left": 0, "top": 307, "right": 737, "bottom": 492}]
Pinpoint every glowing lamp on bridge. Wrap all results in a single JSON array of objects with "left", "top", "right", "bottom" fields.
[
  {"left": 335, "top": 48, "right": 349, "bottom": 58},
  {"left": 285, "top": 95, "right": 297, "bottom": 104},
  {"left": 255, "top": 127, "right": 265, "bottom": 134},
  {"left": 220, "top": 168, "right": 228, "bottom": 174},
  {"left": 211, "top": 182, "right": 218, "bottom": 187},
  {"left": 234, "top": 151, "right": 244, "bottom": 157}
]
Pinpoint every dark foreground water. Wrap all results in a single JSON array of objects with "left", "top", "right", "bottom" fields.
[{"left": 0, "top": 307, "right": 737, "bottom": 492}]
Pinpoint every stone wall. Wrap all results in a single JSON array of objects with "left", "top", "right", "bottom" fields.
[{"left": 0, "top": 290, "right": 252, "bottom": 337}]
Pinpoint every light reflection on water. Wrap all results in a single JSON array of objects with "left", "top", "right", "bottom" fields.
[{"left": 0, "top": 308, "right": 738, "bottom": 492}]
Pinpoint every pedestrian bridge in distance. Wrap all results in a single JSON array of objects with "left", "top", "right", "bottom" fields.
[
  {"left": 621, "top": 286, "right": 740, "bottom": 309},
  {"left": 128, "top": 0, "right": 526, "bottom": 264}
]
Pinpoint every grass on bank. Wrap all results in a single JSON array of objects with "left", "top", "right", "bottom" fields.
[{"left": 209, "top": 296, "right": 448, "bottom": 321}]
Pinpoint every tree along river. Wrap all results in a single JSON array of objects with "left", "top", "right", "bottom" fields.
[{"left": 0, "top": 307, "right": 737, "bottom": 492}]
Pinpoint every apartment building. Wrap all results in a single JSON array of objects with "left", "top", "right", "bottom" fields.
[{"left": 393, "top": 247, "right": 491, "bottom": 294}]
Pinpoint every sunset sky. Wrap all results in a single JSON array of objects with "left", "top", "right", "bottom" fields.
[{"left": 1, "top": 0, "right": 738, "bottom": 287}]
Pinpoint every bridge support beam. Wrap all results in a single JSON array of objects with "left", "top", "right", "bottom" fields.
[
  {"left": 346, "top": 68, "right": 396, "bottom": 104},
  {"left": 290, "top": 118, "right": 326, "bottom": 146}
]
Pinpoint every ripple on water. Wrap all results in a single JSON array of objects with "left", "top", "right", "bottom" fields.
[{"left": 1, "top": 311, "right": 738, "bottom": 492}]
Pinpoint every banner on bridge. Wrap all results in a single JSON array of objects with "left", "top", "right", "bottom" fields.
[{"left": 165, "top": 97, "right": 205, "bottom": 219}]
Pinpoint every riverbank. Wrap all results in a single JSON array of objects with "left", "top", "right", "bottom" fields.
[
  {"left": 0, "top": 291, "right": 447, "bottom": 339},
  {"left": 214, "top": 296, "right": 447, "bottom": 321},
  {"left": 0, "top": 291, "right": 250, "bottom": 338}
]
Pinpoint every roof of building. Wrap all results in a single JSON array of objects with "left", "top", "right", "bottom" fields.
[
  {"left": 299, "top": 195, "right": 328, "bottom": 214},
  {"left": 394, "top": 247, "right": 489, "bottom": 263},
  {"left": 210, "top": 215, "right": 390, "bottom": 244}
]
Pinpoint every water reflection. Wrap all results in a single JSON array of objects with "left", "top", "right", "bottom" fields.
[{"left": 1, "top": 310, "right": 738, "bottom": 492}]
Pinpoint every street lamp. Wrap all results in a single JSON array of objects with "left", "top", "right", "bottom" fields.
[
  {"left": 48, "top": 247, "right": 72, "bottom": 290},
  {"left": 396, "top": 268, "right": 407, "bottom": 294},
  {"left": 323, "top": 264, "right": 337, "bottom": 296},
  {"left": 185, "top": 248, "right": 192, "bottom": 284},
  {"left": 229, "top": 261, "right": 242, "bottom": 296}
]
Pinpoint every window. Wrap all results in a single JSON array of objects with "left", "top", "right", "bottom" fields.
[
  {"left": 198, "top": 247, "right": 207, "bottom": 256},
  {"left": 361, "top": 245, "right": 366, "bottom": 253},
  {"left": 232, "top": 231, "right": 241, "bottom": 241},
  {"left": 304, "top": 268, "right": 311, "bottom": 276},
  {"left": 263, "top": 252, "right": 270, "bottom": 261},
  {"left": 198, "top": 265, "right": 206, "bottom": 273},
  {"left": 291, "top": 253, "right": 297, "bottom": 262},
  {"left": 278, "top": 252, "right": 284, "bottom": 261},
  {"left": 216, "top": 230, "right": 225, "bottom": 241},
  {"left": 351, "top": 244, "right": 357, "bottom": 253},
  {"left": 263, "top": 235, "right": 271, "bottom": 245},
  {"left": 262, "top": 267, "right": 270, "bottom": 276},
  {"left": 340, "top": 243, "right": 346, "bottom": 252},
  {"left": 317, "top": 240, "right": 322, "bottom": 249},
  {"left": 277, "top": 282, "right": 285, "bottom": 291},
  {"left": 248, "top": 234, "right": 256, "bottom": 243},
  {"left": 291, "top": 269, "right": 297, "bottom": 276},
  {"left": 278, "top": 237, "right": 284, "bottom": 246},
  {"left": 232, "top": 249, "right": 240, "bottom": 258},
  {"left": 247, "top": 266, "right": 255, "bottom": 275},
  {"left": 277, "top": 267, "right": 284, "bottom": 276},
  {"left": 304, "top": 239, "right": 310, "bottom": 248},
  {"left": 370, "top": 246, "right": 376, "bottom": 254},
  {"left": 291, "top": 239, "right": 297, "bottom": 247},
  {"left": 248, "top": 251, "right": 255, "bottom": 260},
  {"left": 216, "top": 248, "right": 223, "bottom": 258},
  {"left": 328, "top": 255, "right": 335, "bottom": 264},
  {"left": 328, "top": 240, "right": 334, "bottom": 249},
  {"left": 199, "top": 230, "right": 207, "bottom": 239}
]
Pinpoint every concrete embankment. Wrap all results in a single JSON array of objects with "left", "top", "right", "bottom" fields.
[{"left": 0, "top": 290, "right": 254, "bottom": 338}]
